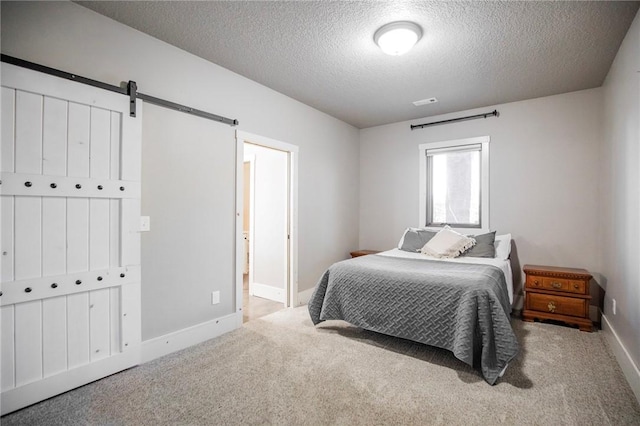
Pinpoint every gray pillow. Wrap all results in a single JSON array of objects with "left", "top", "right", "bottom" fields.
[
  {"left": 400, "top": 229, "right": 437, "bottom": 252},
  {"left": 461, "top": 231, "right": 496, "bottom": 258}
]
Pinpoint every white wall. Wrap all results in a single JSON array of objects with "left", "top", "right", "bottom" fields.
[
  {"left": 1, "top": 1, "right": 360, "bottom": 340},
  {"left": 244, "top": 143, "right": 287, "bottom": 298},
  {"left": 601, "top": 9, "right": 640, "bottom": 371},
  {"left": 360, "top": 88, "right": 602, "bottom": 306}
]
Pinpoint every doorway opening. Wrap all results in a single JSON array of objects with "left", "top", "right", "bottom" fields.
[{"left": 235, "top": 131, "right": 298, "bottom": 324}]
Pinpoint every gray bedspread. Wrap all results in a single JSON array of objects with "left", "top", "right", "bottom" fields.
[{"left": 308, "top": 254, "right": 519, "bottom": 385}]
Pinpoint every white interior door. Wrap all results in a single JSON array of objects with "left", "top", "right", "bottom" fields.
[{"left": 0, "top": 63, "right": 142, "bottom": 415}]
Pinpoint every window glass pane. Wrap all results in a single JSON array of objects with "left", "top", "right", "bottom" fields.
[{"left": 430, "top": 150, "right": 480, "bottom": 225}]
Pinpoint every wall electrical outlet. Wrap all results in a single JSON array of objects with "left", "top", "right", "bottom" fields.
[
  {"left": 612, "top": 298, "right": 616, "bottom": 315},
  {"left": 211, "top": 291, "right": 220, "bottom": 305}
]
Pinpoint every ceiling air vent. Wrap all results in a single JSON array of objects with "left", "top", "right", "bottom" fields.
[{"left": 413, "top": 97, "right": 438, "bottom": 106}]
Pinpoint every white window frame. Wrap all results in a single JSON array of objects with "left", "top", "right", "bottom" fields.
[{"left": 418, "top": 136, "right": 490, "bottom": 233}]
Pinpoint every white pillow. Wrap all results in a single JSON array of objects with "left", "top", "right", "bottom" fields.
[
  {"left": 420, "top": 226, "right": 476, "bottom": 259},
  {"left": 494, "top": 234, "right": 512, "bottom": 260}
]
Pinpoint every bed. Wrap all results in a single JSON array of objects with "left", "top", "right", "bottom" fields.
[{"left": 308, "top": 232, "right": 519, "bottom": 385}]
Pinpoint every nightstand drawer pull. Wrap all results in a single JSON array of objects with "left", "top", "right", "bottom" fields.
[
  {"left": 551, "top": 282, "right": 562, "bottom": 289},
  {"left": 548, "top": 301, "right": 556, "bottom": 312},
  {"left": 573, "top": 284, "right": 579, "bottom": 289}
]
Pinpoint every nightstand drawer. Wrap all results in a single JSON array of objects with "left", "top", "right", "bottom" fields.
[
  {"left": 526, "top": 275, "right": 586, "bottom": 294},
  {"left": 543, "top": 277, "right": 585, "bottom": 294},
  {"left": 526, "top": 292, "right": 588, "bottom": 318}
]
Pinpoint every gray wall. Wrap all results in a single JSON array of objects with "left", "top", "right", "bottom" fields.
[
  {"left": 601, "top": 10, "right": 640, "bottom": 369},
  {"left": 140, "top": 105, "right": 235, "bottom": 339},
  {"left": 1, "top": 1, "right": 360, "bottom": 340},
  {"left": 359, "top": 89, "right": 602, "bottom": 307}
]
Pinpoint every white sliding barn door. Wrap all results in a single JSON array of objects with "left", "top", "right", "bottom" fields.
[{"left": 0, "top": 63, "right": 142, "bottom": 415}]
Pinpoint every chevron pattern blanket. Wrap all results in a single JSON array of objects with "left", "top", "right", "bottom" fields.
[{"left": 308, "top": 255, "right": 519, "bottom": 385}]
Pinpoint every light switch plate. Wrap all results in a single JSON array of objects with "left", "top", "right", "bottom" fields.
[{"left": 140, "top": 216, "right": 150, "bottom": 232}]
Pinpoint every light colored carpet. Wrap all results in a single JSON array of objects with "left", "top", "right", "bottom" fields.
[{"left": 3, "top": 307, "right": 639, "bottom": 425}]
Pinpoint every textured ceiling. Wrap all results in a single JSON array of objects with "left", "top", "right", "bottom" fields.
[{"left": 77, "top": 1, "right": 639, "bottom": 129}]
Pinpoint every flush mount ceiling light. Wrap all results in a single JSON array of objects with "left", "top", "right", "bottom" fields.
[{"left": 374, "top": 21, "right": 423, "bottom": 56}]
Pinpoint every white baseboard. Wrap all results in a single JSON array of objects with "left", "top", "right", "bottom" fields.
[
  {"left": 601, "top": 314, "right": 640, "bottom": 404},
  {"left": 142, "top": 312, "right": 240, "bottom": 364},
  {"left": 250, "top": 282, "right": 285, "bottom": 303},
  {"left": 297, "top": 287, "right": 314, "bottom": 306}
]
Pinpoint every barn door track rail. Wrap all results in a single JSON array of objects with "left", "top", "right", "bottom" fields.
[
  {"left": 1, "top": 54, "right": 239, "bottom": 126},
  {"left": 410, "top": 109, "right": 498, "bottom": 130}
]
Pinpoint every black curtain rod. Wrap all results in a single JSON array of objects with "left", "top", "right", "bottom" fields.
[
  {"left": 410, "top": 109, "right": 498, "bottom": 130},
  {"left": 1, "top": 54, "right": 238, "bottom": 127}
]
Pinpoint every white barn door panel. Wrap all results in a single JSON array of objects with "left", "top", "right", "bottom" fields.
[{"left": 0, "top": 63, "right": 142, "bottom": 415}]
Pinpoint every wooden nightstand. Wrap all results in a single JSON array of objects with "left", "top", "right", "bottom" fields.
[
  {"left": 350, "top": 250, "right": 380, "bottom": 258},
  {"left": 522, "top": 264, "right": 592, "bottom": 332}
]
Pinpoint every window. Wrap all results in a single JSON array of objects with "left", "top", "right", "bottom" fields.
[{"left": 419, "top": 136, "right": 489, "bottom": 230}]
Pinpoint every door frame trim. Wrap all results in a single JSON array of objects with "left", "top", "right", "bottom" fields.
[
  {"left": 243, "top": 156, "right": 256, "bottom": 297},
  {"left": 235, "top": 131, "right": 299, "bottom": 320}
]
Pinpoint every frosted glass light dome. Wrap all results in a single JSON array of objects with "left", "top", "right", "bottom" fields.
[{"left": 374, "top": 21, "right": 423, "bottom": 56}]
